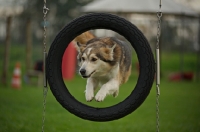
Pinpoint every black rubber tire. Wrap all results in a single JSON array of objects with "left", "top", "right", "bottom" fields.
[{"left": 46, "top": 13, "right": 155, "bottom": 122}]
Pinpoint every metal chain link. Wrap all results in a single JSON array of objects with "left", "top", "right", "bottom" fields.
[
  {"left": 156, "top": 0, "right": 162, "bottom": 132},
  {"left": 42, "top": 0, "right": 49, "bottom": 132},
  {"left": 156, "top": 85, "right": 160, "bottom": 132},
  {"left": 43, "top": 1, "right": 48, "bottom": 87},
  {"left": 42, "top": 86, "right": 48, "bottom": 132},
  {"left": 156, "top": 12, "right": 162, "bottom": 49},
  {"left": 43, "top": 3, "right": 49, "bottom": 53}
]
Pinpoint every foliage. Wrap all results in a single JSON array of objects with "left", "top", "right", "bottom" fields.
[{"left": 21, "top": 0, "right": 93, "bottom": 29}]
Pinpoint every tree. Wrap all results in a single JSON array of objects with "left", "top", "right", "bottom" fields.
[{"left": 2, "top": 17, "right": 12, "bottom": 85}]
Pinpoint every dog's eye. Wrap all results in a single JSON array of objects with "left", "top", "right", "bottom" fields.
[
  {"left": 81, "top": 57, "right": 85, "bottom": 61},
  {"left": 91, "top": 57, "right": 97, "bottom": 62}
]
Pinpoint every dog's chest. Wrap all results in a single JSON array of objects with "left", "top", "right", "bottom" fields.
[{"left": 95, "top": 77, "right": 110, "bottom": 87}]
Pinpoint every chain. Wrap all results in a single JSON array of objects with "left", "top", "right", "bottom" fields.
[
  {"left": 156, "top": 85, "right": 160, "bottom": 132},
  {"left": 42, "top": 85, "right": 48, "bottom": 132},
  {"left": 43, "top": 2, "right": 48, "bottom": 87},
  {"left": 156, "top": 12, "right": 162, "bottom": 49},
  {"left": 42, "top": 0, "right": 49, "bottom": 132},
  {"left": 43, "top": 1, "right": 49, "bottom": 53},
  {"left": 156, "top": 0, "right": 162, "bottom": 132}
]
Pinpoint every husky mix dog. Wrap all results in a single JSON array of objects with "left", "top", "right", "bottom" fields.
[{"left": 74, "top": 31, "right": 132, "bottom": 102}]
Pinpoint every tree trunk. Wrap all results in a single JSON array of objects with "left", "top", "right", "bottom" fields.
[
  {"left": 2, "top": 16, "right": 12, "bottom": 85},
  {"left": 196, "top": 16, "right": 200, "bottom": 81},
  {"left": 26, "top": 18, "right": 32, "bottom": 72}
]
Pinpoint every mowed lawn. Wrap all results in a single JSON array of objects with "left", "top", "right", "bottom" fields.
[{"left": 0, "top": 76, "right": 199, "bottom": 132}]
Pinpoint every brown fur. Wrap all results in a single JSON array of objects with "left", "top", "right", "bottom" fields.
[{"left": 74, "top": 31, "right": 95, "bottom": 44}]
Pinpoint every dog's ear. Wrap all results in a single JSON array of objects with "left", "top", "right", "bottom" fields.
[
  {"left": 100, "top": 44, "right": 116, "bottom": 61},
  {"left": 108, "top": 44, "right": 116, "bottom": 60},
  {"left": 74, "top": 42, "right": 86, "bottom": 53},
  {"left": 110, "top": 44, "right": 116, "bottom": 54}
]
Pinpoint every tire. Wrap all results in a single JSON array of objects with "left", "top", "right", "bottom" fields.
[{"left": 46, "top": 13, "right": 155, "bottom": 122}]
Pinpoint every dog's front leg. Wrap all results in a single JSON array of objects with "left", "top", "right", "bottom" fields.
[
  {"left": 85, "top": 78, "right": 98, "bottom": 102},
  {"left": 95, "top": 79, "right": 119, "bottom": 102}
]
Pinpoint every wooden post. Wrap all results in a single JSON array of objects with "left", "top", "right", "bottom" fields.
[
  {"left": 26, "top": 17, "right": 32, "bottom": 72},
  {"left": 2, "top": 16, "right": 12, "bottom": 85},
  {"left": 196, "top": 15, "right": 200, "bottom": 81}
]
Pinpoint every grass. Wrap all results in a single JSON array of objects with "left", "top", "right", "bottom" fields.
[
  {"left": 0, "top": 76, "right": 200, "bottom": 132},
  {"left": 160, "top": 52, "right": 198, "bottom": 75}
]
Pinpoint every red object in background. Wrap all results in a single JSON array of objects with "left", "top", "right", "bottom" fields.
[
  {"left": 182, "top": 72, "right": 193, "bottom": 80},
  {"left": 169, "top": 72, "right": 194, "bottom": 81},
  {"left": 62, "top": 42, "right": 77, "bottom": 80}
]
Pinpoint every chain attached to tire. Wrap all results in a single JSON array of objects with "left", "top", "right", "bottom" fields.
[
  {"left": 156, "top": 0, "right": 162, "bottom": 132},
  {"left": 42, "top": 0, "right": 49, "bottom": 132}
]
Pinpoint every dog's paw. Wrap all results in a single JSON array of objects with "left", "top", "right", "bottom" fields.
[
  {"left": 85, "top": 91, "right": 94, "bottom": 102},
  {"left": 113, "top": 90, "right": 119, "bottom": 98},
  {"left": 95, "top": 92, "right": 106, "bottom": 102}
]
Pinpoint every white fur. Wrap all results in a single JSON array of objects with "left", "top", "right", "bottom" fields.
[
  {"left": 85, "top": 78, "right": 99, "bottom": 101},
  {"left": 87, "top": 48, "right": 92, "bottom": 55},
  {"left": 94, "top": 64, "right": 119, "bottom": 101},
  {"left": 81, "top": 54, "right": 120, "bottom": 101}
]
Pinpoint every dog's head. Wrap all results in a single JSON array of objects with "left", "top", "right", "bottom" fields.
[{"left": 76, "top": 38, "right": 117, "bottom": 78}]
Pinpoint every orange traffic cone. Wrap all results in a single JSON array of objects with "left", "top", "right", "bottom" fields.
[{"left": 11, "top": 62, "right": 21, "bottom": 89}]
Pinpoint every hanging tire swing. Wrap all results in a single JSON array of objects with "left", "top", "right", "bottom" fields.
[{"left": 46, "top": 13, "right": 155, "bottom": 122}]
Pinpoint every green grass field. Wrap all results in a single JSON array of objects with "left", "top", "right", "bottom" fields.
[{"left": 0, "top": 77, "right": 199, "bottom": 132}]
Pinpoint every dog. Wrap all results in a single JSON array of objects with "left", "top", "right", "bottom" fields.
[{"left": 74, "top": 31, "right": 132, "bottom": 102}]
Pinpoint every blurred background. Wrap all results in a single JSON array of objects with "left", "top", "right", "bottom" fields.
[{"left": 0, "top": 0, "right": 200, "bottom": 132}]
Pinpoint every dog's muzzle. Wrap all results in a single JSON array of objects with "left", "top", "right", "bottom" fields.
[
  {"left": 80, "top": 69, "right": 86, "bottom": 76},
  {"left": 79, "top": 69, "right": 95, "bottom": 78}
]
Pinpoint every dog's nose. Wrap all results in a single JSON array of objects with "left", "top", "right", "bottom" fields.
[{"left": 80, "top": 69, "right": 86, "bottom": 75}]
